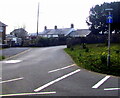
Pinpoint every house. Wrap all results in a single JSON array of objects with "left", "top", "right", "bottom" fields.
[
  {"left": 10, "top": 28, "right": 28, "bottom": 40},
  {"left": 38, "top": 24, "right": 90, "bottom": 38},
  {"left": 68, "top": 29, "right": 91, "bottom": 37},
  {"left": 29, "top": 24, "right": 90, "bottom": 39},
  {"left": 0, "top": 21, "right": 7, "bottom": 44},
  {"left": 39, "top": 24, "right": 75, "bottom": 38}
]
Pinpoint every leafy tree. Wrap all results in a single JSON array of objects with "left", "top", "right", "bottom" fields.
[{"left": 86, "top": 2, "right": 120, "bottom": 35}]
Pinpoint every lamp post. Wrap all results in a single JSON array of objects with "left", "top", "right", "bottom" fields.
[{"left": 105, "top": 8, "right": 113, "bottom": 67}]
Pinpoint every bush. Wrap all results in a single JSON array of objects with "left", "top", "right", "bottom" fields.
[
  {"left": 85, "top": 48, "right": 89, "bottom": 52},
  {"left": 100, "top": 55, "right": 107, "bottom": 64},
  {"left": 0, "top": 56, "right": 5, "bottom": 60}
]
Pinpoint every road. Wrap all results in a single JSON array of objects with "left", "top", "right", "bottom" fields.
[
  {"left": 1, "top": 46, "right": 120, "bottom": 97},
  {"left": 0, "top": 47, "right": 29, "bottom": 58}
]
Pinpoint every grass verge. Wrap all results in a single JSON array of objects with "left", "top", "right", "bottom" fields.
[{"left": 64, "top": 43, "right": 120, "bottom": 76}]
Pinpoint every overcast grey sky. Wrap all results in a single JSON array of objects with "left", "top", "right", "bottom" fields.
[{"left": 0, "top": 0, "right": 119, "bottom": 34}]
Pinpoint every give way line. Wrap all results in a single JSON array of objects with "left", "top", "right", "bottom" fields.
[
  {"left": 34, "top": 69, "right": 81, "bottom": 92},
  {"left": 92, "top": 76, "right": 110, "bottom": 89}
]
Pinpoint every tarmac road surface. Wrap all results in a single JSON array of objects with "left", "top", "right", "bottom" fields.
[{"left": 1, "top": 46, "right": 120, "bottom": 97}]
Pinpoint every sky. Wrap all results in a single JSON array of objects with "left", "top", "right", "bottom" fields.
[{"left": 0, "top": 0, "right": 119, "bottom": 34}]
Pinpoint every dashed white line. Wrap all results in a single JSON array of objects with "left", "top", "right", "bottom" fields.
[
  {"left": 48, "top": 64, "right": 75, "bottom": 73},
  {"left": 92, "top": 76, "right": 110, "bottom": 89},
  {"left": 0, "top": 77, "right": 24, "bottom": 84},
  {"left": 0, "top": 91, "right": 56, "bottom": 96},
  {"left": 34, "top": 69, "right": 81, "bottom": 92},
  {"left": 104, "top": 88, "right": 120, "bottom": 91}
]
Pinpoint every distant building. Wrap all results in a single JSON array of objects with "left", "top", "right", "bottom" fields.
[
  {"left": 10, "top": 28, "right": 28, "bottom": 40},
  {"left": 0, "top": 21, "right": 7, "bottom": 44},
  {"left": 29, "top": 24, "right": 91, "bottom": 38}
]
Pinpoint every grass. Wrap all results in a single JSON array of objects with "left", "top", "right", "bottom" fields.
[{"left": 64, "top": 43, "right": 120, "bottom": 76}]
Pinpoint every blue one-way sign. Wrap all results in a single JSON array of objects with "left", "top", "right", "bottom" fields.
[{"left": 106, "top": 15, "right": 113, "bottom": 23}]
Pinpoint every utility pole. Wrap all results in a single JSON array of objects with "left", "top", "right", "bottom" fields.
[
  {"left": 105, "top": 8, "right": 113, "bottom": 67},
  {"left": 37, "top": 3, "right": 39, "bottom": 36}
]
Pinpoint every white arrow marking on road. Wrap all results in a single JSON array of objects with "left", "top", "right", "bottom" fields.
[
  {"left": 0, "top": 91, "right": 56, "bottom": 96},
  {"left": 48, "top": 64, "right": 75, "bottom": 73},
  {"left": 92, "top": 76, "right": 110, "bottom": 89},
  {"left": 0, "top": 77, "right": 24, "bottom": 84},
  {"left": 104, "top": 88, "right": 120, "bottom": 91},
  {"left": 34, "top": 69, "right": 81, "bottom": 92},
  {"left": 3, "top": 60, "right": 22, "bottom": 64}
]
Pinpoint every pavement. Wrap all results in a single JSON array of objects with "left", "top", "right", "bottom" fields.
[{"left": 0, "top": 46, "right": 120, "bottom": 97}]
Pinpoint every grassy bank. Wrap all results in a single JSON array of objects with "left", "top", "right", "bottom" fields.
[{"left": 64, "top": 44, "right": 120, "bottom": 76}]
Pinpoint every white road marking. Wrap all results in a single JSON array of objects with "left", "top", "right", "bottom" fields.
[
  {"left": 34, "top": 69, "right": 81, "bottom": 92},
  {"left": 104, "top": 88, "right": 120, "bottom": 91},
  {"left": 3, "top": 60, "right": 22, "bottom": 64},
  {"left": 48, "top": 64, "right": 75, "bottom": 73},
  {"left": 0, "top": 77, "right": 24, "bottom": 84},
  {"left": 0, "top": 91, "right": 56, "bottom": 96},
  {"left": 92, "top": 76, "right": 110, "bottom": 89}
]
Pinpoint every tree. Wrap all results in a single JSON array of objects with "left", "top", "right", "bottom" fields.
[{"left": 86, "top": 2, "right": 120, "bottom": 35}]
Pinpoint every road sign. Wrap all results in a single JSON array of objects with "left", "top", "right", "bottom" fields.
[{"left": 106, "top": 15, "right": 113, "bottom": 23}]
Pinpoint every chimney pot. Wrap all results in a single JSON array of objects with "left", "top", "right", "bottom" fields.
[
  {"left": 71, "top": 24, "right": 74, "bottom": 28},
  {"left": 44, "top": 26, "right": 47, "bottom": 30},
  {"left": 54, "top": 25, "right": 57, "bottom": 29}
]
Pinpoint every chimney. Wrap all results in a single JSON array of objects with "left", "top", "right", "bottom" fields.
[
  {"left": 54, "top": 25, "right": 57, "bottom": 29},
  {"left": 71, "top": 24, "right": 74, "bottom": 28},
  {"left": 44, "top": 26, "right": 47, "bottom": 30}
]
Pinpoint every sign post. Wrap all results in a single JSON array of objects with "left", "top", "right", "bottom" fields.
[{"left": 105, "top": 8, "right": 113, "bottom": 67}]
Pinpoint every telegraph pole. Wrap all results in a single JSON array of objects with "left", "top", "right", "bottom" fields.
[{"left": 37, "top": 3, "right": 39, "bottom": 36}]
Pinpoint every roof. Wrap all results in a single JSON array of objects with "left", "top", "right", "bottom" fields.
[
  {"left": 0, "top": 21, "right": 7, "bottom": 27},
  {"left": 69, "top": 29, "right": 91, "bottom": 37},
  {"left": 39, "top": 29, "right": 52, "bottom": 35},
  {"left": 41, "top": 28, "right": 75, "bottom": 36},
  {"left": 11, "top": 28, "right": 28, "bottom": 34}
]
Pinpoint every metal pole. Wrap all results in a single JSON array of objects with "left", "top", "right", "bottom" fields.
[
  {"left": 37, "top": 3, "right": 39, "bottom": 36},
  {"left": 107, "top": 11, "right": 111, "bottom": 67}
]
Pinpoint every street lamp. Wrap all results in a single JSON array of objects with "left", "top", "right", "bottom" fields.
[{"left": 105, "top": 8, "right": 113, "bottom": 67}]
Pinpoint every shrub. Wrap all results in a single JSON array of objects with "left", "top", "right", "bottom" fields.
[
  {"left": 115, "top": 50, "right": 120, "bottom": 54},
  {"left": 0, "top": 56, "right": 5, "bottom": 60},
  {"left": 100, "top": 55, "right": 107, "bottom": 64},
  {"left": 85, "top": 48, "right": 89, "bottom": 52}
]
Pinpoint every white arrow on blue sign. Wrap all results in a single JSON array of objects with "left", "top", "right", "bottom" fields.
[{"left": 106, "top": 15, "right": 113, "bottom": 23}]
